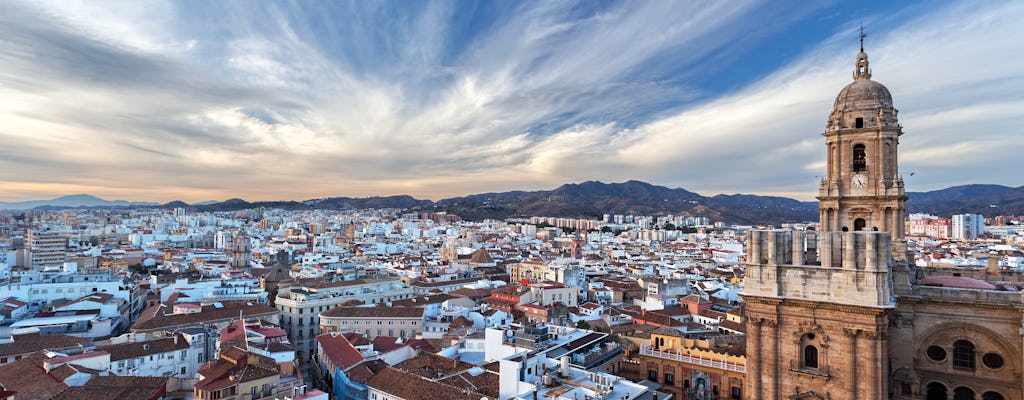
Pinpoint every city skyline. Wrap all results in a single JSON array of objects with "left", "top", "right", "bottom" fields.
[{"left": 2, "top": 0, "right": 1023, "bottom": 203}]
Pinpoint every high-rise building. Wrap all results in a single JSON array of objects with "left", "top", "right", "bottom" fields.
[
  {"left": 951, "top": 213, "right": 984, "bottom": 240},
  {"left": 26, "top": 229, "right": 67, "bottom": 270}
]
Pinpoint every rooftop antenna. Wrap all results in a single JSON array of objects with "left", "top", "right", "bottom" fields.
[{"left": 859, "top": 23, "right": 867, "bottom": 52}]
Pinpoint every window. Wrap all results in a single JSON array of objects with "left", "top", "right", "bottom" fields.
[
  {"left": 982, "top": 353, "right": 1004, "bottom": 369},
  {"left": 803, "top": 345, "right": 819, "bottom": 369},
  {"left": 853, "top": 144, "right": 866, "bottom": 171},
  {"left": 855, "top": 117, "right": 864, "bottom": 128},
  {"left": 664, "top": 373, "right": 674, "bottom": 385},
  {"left": 648, "top": 370, "right": 657, "bottom": 381},
  {"left": 926, "top": 346, "right": 946, "bottom": 361},
  {"left": 731, "top": 387, "right": 742, "bottom": 400},
  {"left": 952, "top": 340, "right": 975, "bottom": 370},
  {"left": 983, "top": 392, "right": 1005, "bottom": 400},
  {"left": 181, "top": 367, "right": 186, "bottom": 375},
  {"left": 953, "top": 387, "right": 975, "bottom": 400},
  {"left": 926, "top": 382, "right": 947, "bottom": 400}
]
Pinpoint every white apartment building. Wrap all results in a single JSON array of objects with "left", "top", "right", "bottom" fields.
[{"left": 952, "top": 213, "right": 985, "bottom": 240}]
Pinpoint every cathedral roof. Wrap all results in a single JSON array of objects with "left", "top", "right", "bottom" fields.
[{"left": 920, "top": 275, "right": 998, "bottom": 291}]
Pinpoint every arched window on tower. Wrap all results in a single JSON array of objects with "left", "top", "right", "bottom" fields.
[
  {"left": 854, "top": 218, "right": 866, "bottom": 231},
  {"left": 803, "top": 345, "right": 818, "bottom": 369},
  {"left": 853, "top": 144, "right": 867, "bottom": 172}
]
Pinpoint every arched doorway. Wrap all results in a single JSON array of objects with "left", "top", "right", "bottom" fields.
[{"left": 854, "top": 218, "right": 866, "bottom": 231}]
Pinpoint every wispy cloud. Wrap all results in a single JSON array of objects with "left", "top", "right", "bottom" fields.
[{"left": 0, "top": 0, "right": 1021, "bottom": 202}]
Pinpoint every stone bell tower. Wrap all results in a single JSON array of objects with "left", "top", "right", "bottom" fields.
[
  {"left": 816, "top": 40, "right": 908, "bottom": 261},
  {"left": 742, "top": 38, "right": 898, "bottom": 400}
]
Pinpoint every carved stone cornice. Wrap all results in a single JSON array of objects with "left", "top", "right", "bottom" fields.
[{"left": 779, "top": 298, "right": 893, "bottom": 315}]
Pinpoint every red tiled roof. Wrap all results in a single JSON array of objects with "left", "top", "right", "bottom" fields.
[
  {"left": 316, "top": 333, "right": 364, "bottom": 371},
  {"left": 372, "top": 336, "right": 404, "bottom": 353}
]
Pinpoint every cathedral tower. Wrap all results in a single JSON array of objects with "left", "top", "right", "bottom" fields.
[
  {"left": 817, "top": 41, "right": 908, "bottom": 260},
  {"left": 742, "top": 39, "right": 896, "bottom": 400}
]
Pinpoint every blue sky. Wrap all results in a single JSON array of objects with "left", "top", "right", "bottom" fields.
[{"left": 1, "top": 0, "right": 1022, "bottom": 202}]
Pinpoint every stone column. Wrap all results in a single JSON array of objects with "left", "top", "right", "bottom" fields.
[
  {"left": 843, "top": 231, "right": 857, "bottom": 268},
  {"left": 792, "top": 231, "right": 804, "bottom": 267},
  {"left": 1019, "top": 319, "right": 1024, "bottom": 400},
  {"left": 748, "top": 318, "right": 763, "bottom": 399},
  {"left": 765, "top": 319, "right": 779, "bottom": 400},
  {"left": 864, "top": 330, "right": 881, "bottom": 400},
  {"left": 844, "top": 328, "right": 859, "bottom": 399}
]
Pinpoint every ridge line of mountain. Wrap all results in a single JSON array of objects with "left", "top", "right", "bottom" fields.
[{"left": 3, "top": 181, "right": 1021, "bottom": 225}]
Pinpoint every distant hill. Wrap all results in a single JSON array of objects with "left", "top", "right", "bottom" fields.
[
  {"left": 307, "top": 195, "right": 432, "bottom": 210},
  {"left": 907, "top": 184, "right": 1024, "bottom": 216},
  {"left": 429, "top": 180, "right": 816, "bottom": 225},
  {"left": 906, "top": 184, "right": 1011, "bottom": 205},
  {"left": 0, "top": 194, "right": 158, "bottom": 210},
  {"left": 5, "top": 182, "right": 1023, "bottom": 225}
]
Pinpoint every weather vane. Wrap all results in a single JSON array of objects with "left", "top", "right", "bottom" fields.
[{"left": 859, "top": 23, "right": 867, "bottom": 52}]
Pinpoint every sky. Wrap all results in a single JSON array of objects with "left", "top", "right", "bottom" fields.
[{"left": 1, "top": 0, "right": 1022, "bottom": 203}]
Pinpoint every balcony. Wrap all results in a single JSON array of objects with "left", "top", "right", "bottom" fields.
[{"left": 638, "top": 344, "right": 746, "bottom": 373}]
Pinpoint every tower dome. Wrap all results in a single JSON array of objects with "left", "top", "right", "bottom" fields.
[
  {"left": 826, "top": 50, "right": 898, "bottom": 132},
  {"left": 833, "top": 77, "right": 893, "bottom": 112}
]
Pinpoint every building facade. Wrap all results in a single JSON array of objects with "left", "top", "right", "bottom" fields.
[
  {"left": 275, "top": 279, "right": 414, "bottom": 361},
  {"left": 319, "top": 306, "right": 424, "bottom": 339},
  {"left": 742, "top": 43, "right": 1022, "bottom": 400}
]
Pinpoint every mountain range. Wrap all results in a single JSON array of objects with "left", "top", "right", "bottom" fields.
[
  {"left": 0, "top": 194, "right": 159, "bottom": 210},
  {"left": 3, "top": 181, "right": 1022, "bottom": 225}
]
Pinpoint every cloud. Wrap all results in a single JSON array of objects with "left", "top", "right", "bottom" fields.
[{"left": 0, "top": 0, "right": 1021, "bottom": 203}]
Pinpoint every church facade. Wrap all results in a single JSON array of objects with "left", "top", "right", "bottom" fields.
[{"left": 741, "top": 45, "right": 1022, "bottom": 400}]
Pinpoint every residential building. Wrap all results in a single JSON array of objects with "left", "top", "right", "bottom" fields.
[
  {"left": 952, "top": 213, "right": 985, "bottom": 240},
  {"left": 319, "top": 306, "right": 424, "bottom": 340},
  {"left": 26, "top": 229, "right": 66, "bottom": 270},
  {"left": 275, "top": 278, "right": 414, "bottom": 361}
]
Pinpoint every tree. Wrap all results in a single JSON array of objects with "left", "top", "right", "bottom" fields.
[{"left": 575, "top": 320, "right": 591, "bottom": 330}]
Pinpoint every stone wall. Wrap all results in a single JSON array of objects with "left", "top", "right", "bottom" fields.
[{"left": 745, "top": 230, "right": 894, "bottom": 308}]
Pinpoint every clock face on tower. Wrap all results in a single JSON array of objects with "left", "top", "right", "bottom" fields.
[{"left": 851, "top": 173, "right": 868, "bottom": 189}]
